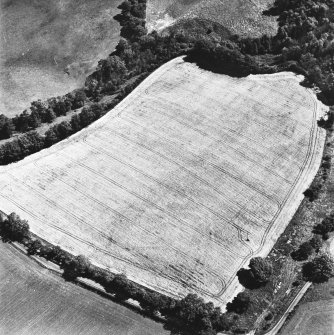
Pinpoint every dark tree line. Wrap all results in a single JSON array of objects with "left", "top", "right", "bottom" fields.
[
  {"left": 0, "top": 212, "right": 231, "bottom": 335},
  {"left": 0, "top": 0, "right": 197, "bottom": 163},
  {"left": 304, "top": 152, "right": 332, "bottom": 202},
  {"left": 4, "top": 0, "right": 334, "bottom": 165},
  {"left": 0, "top": 102, "right": 106, "bottom": 165},
  {"left": 0, "top": 90, "right": 87, "bottom": 141}
]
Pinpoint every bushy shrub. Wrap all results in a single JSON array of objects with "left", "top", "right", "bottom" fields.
[{"left": 226, "top": 292, "right": 250, "bottom": 314}]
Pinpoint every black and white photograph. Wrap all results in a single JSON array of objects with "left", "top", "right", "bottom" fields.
[{"left": 0, "top": 1, "right": 334, "bottom": 334}]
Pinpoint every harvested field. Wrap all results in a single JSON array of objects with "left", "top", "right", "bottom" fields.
[
  {"left": 0, "top": 242, "right": 168, "bottom": 335},
  {"left": 0, "top": 57, "right": 326, "bottom": 307},
  {"left": 146, "top": 0, "right": 277, "bottom": 37}
]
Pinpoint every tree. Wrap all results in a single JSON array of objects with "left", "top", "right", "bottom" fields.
[
  {"left": 18, "top": 131, "right": 45, "bottom": 156},
  {"left": 98, "top": 55, "right": 127, "bottom": 83},
  {"left": 313, "top": 215, "right": 334, "bottom": 239},
  {"left": 226, "top": 292, "right": 250, "bottom": 314},
  {"left": 139, "top": 291, "right": 169, "bottom": 314},
  {"left": 28, "top": 110, "right": 42, "bottom": 129},
  {"left": 45, "top": 128, "right": 58, "bottom": 147},
  {"left": 30, "top": 99, "right": 48, "bottom": 119},
  {"left": 0, "top": 212, "right": 30, "bottom": 242},
  {"left": 79, "top": 106, "right": 97, "bottom": 127},
  {"left": 72, "top": 89, "right": 87, "bottom": 109},
  {"left": 0, "top": 114, "right": 14, "bottom": 139},
  {"left": 62, "top": 254, "right": 91, "bottom": 281},
  {"left": 27, "top": 239, "right": 43, "bottom": 255},
  {"left": 45, "top": 109, "right": 56, "bottom": 123},
  {"left": 111, "top": 273, "right": 138, "bottom": 300},
  {"left": 212, "top": 313, "right": 231, "bottom": 332},
  {"left": 170, "top": 293, "right": 217, "bottom": 332},
  {"left": 14, "top": 110, "right": 30, "bottom": 132},
  {"left": 302, "top": 254, "right": 334, "bottom": 283},
  {"left": 310, "top": 235, "right": 323, "bottom": 252},
  {"left": 118, "top": 1, "right": 131, "bottom": 12},
  {"left": 70, "top": 114, "right": 82, "bottom": 132},
  {"left": 291, "top": 241, "right": 314, "bottom": 261},
  {"left": 45, "top": 245, "right": 67, "bottom": 265},
  {"left": 55, "top": 121, "right": 72, "bottom": 140},
  {"left": 53, "top": 100, "right": 68, "bottom": 117},
  {"left": 0, "top": 139, "right": 21, "bottom": 164},
  {"left": 249, "top": 257, "right": 273, "bottom": 285}
]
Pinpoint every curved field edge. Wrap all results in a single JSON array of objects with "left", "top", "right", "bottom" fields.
[
  {"left": 216, "top": 70, "right": 327, "bottom": 304},
  {"left": 0, "top": 57, "right": 327, "bottom": 307}
]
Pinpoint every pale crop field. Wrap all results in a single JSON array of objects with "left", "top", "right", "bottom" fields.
[{"left": 0, "top": 57, "right": 326, "bottom": 306}]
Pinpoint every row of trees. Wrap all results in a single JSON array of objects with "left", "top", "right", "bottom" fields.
[
  {"left": 291, "top": 235, "right": 322, "bottom": 261},
  {"left": 186, "top": 40, "right": 273, "bottom": 78},
  {"left": 0, "top": 212, "right": 231, "bottom": 335},
  {"left": 289, "top": 209, "right": 334, "bottom": 283},
  {"left": 4, "top": 0, "right": 334, "bottom": 164},
  {"left": 0, "top": 0, "right": 276, "bottom": 162},
  {"left": 0, "top": 0, "right": 195, "bottom": 161},
  {"left": 114, "top": 0, "right": 147, "bottom": 40},
  {"left": 0, "top": 90, "right": 87, "bottom": 140},
  {"left": 304, "top": 153, "right": 332, "bottom": 201},
  {"left": 0, "top": 102, "right": 108, "bottom": 165}
]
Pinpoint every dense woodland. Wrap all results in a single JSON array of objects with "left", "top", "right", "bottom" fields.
[
  {"left": 1, "top": 0, "right": 334, "bottom": 334},
  {"left": 3, "top": 0, "right": 334, "bottom": 164}
]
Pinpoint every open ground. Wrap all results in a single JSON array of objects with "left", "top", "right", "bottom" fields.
[
  {"left": 0, "top": 0, "right": 121, "bottom": 117},
  {"left": 0, "top": 57, "right": 326, "bottom": 307},
  {"left": 146, "top": 0, "right": 277, "bottom": 37},
  {"left": 0, "top": 241, "right": 168, "bottom": 335},
  {"left": 278, "top": 239, "right": 334, "bottom": 335},
  {"left": 279, "top": 281, "right": 334, "bottom": 335}
]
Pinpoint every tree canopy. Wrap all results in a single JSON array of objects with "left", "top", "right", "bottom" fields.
[{"left": 302, "top": 254, "right": 334, "bottom": 283}]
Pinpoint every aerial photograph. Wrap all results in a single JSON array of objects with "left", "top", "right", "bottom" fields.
[{"left": 1, "top": 0, "right": 334, "bottom": 334}]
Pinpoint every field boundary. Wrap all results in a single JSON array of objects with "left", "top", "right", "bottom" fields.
[
  {"left": 0, "top": 57, "right": 327, "bottom": 307},
  {"left": 6, "top": 239, "right": 167, "bottom": 324}
]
